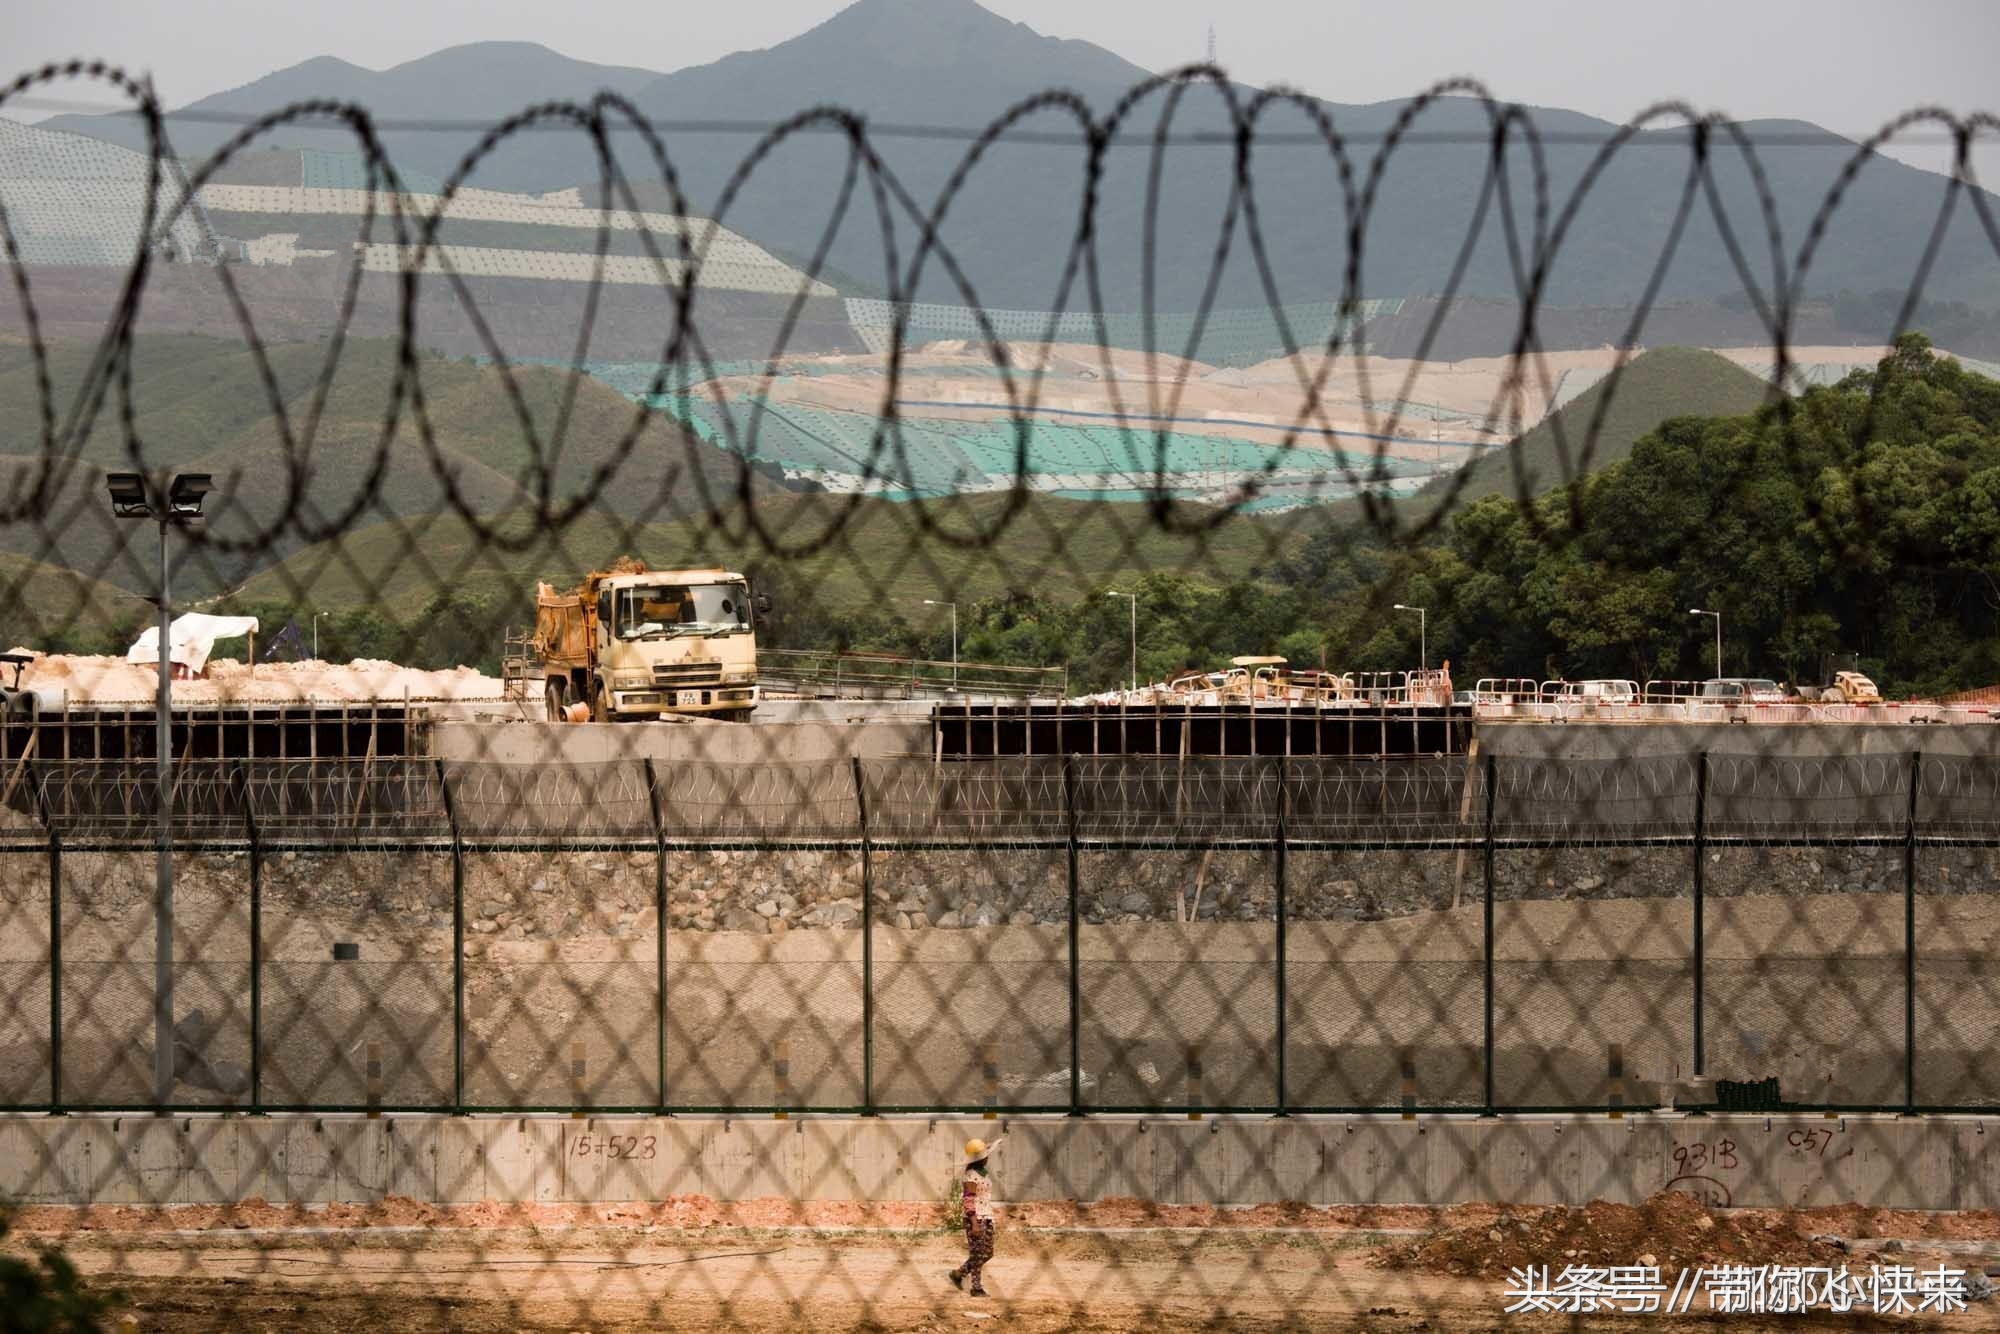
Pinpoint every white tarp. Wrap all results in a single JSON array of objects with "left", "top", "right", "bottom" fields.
[{"left": 127, "top": 613, "right": 260, "bottom": 676}]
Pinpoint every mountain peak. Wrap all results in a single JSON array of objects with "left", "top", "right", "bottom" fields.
[
  {"left": 373, "top": 40, "right": 661, "bottom": 93},
  {"left": 816, "top": 0, "right": 1016, "bottom": 31},
  {"left": 639, "top": 0, "right": 1148, "bottom": 119},
  {"left": 285, "top": 54, "right": 371, "bottom": 77}
]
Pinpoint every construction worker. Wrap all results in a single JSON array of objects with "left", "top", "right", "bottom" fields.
[{"left": 947, "top": 1136, "right": 1002, "bottom": 1296}]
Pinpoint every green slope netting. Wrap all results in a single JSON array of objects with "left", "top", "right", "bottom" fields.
[{"left": 650, "top": 393, "right": 1430, "bottom": 504}]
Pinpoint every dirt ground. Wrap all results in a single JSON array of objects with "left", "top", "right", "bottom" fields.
[
  {"left": 25, "top": 1228, "right": 2000, "bottom": 1332},
  {"left": 12, "top": 1194, "right": 2000, "bottom": 1332},
  {"left": 1379, "top": 1191, "right": 2000, "bottom": 1277}
]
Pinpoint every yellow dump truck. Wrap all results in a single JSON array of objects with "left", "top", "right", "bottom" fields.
[{"left": 534, "top": 565, "right": 767, "bottom": 722}]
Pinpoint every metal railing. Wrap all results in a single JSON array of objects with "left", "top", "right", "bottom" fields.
[
  {"left": 1470, "top": 686, "right": 1991, "bottom": 725},
  {"left": 2, "top": 751, "right": 1996, "bottom": 1116},
  {"left": 759, "top": 648, "right": 1067, "bottom": 700}
]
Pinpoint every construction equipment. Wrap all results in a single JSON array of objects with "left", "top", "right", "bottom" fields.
[
  {"left": 1801, "top": 669, "right": 1882, "bottom": 705},
  {"left": 533, "top": 564, "right": 768, "bottom": 723},
  {"left": 0, "top": 652, "right": 37, "bottom": 719}
]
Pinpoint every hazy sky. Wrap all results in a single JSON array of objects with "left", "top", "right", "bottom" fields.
[{"left": 4, "top": 0, "right": 1995, "bottom": 174}]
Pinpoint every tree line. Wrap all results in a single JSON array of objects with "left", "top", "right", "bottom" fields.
[{"left": 781, "top": 336, "right": 2000, "bottom": 698}]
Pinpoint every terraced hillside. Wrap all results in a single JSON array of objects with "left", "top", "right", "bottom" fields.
[{"left": 0, "top": 335, "right": 775, "bottom": 607}]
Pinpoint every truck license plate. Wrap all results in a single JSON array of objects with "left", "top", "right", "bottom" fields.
[{"left": 675, "top": 690, "right": 704, "bottom": 707}]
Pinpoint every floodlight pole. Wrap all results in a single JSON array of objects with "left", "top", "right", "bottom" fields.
[
  {"left": 110, "top": 471, "right": 206, "bottom": 1112},
  {"left": 1107, "top": 591, "right": 1137, "bottom": 694},
  {"left": 152, "top": 512, "right": 173, "bottom": 1112}
]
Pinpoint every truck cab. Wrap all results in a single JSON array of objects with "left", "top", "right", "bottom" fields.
[{"left": 539, "top": 567, "right": 766, "bottom": 722}]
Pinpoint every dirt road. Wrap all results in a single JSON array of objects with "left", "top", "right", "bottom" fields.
[{"left": 34, "top": 1222, "right": 2000, "bottom": 1332}]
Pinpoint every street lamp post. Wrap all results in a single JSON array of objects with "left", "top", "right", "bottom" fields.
[
  {"left": 1689, "top": 608, "right": 1722, "bottom": 678},
  {"left": 1106, "top": 590, "right": 1137, "bottom": 694},
  {"left": 108, "top": 471, "right": 211, "bottom": 1112},
  {"left": 1393, "top": 603, "right": 1427, "bottom": 674},
  {"left": 922, "top": 599, "right": 957, "bottom": 690},
  {"left": 313, "top": 611, "right": 326, "bottom": 661}
]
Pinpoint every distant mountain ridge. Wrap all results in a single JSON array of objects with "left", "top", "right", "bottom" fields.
[
  {"left": 124, "top": 42, "right": 662, "bottom": 125},
  {"left": 36, "top": 0, "right": 2000, "bottom": 316}
]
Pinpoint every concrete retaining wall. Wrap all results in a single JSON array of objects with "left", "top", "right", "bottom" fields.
[
  {"left": 2, "top": 1113, "right": 1991, "bottom": 1212},
  {"left": 1476, "top": 721, "right": 2000, "bottom": 761},
  {"left": 428, "top": 718, "right": 929, "bottom": 766},
  {"left": 431, "top": 716, "right": 2000, "bottom": 768}
]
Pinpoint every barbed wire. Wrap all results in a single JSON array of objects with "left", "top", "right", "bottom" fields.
[{"left": 3, "top": 61, "right": 1996, "bottom": 560}]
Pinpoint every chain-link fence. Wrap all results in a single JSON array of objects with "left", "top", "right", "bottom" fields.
[
  {"left": 1, "top": 751, "right": 1994, "bottom": 1115},
  {"left": 2, "top": 47, "right": 1999, "bottom": 1329}
]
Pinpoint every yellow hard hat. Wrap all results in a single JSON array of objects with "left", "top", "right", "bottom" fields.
[{"left": 964, "top": 1138, "right": 988, "bottom": 1160}]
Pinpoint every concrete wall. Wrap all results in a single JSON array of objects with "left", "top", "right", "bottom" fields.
[
  {"left": 432, "top": 715, "right": 2000, "bottom": 768},
  {"left": 753, "top": 700, "right": 940, "bottom": 725},
  {"left": 429, "top": 718, "right": 930, "bottom": 766},
  {"left": 436, "top": 718, "right": 2000, "bottom": 767},
  {"left": 1, "top": 1113, "right": 1990, "bottom": 1212},
  {"left": 1476, "top": 721, "right": 2000, "bottom": 761}
]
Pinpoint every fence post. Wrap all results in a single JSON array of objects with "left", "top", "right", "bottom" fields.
[
  {"left": 436, "top": 758, "right": 464, "bottom": 1116},
  {"left": 235, "top": 764, "right": 262, "bottom": 1114},
  {"left": 853, "top": 756, "right": 874, "bottom": 1116},
  {"left": 1482, "top": 749, "right": 1496, "bottom": 1115},
  {"left": 1063, "top": 754, "right": 1081, "bottom": 1116},
  {"left": 1693, "top": 751, "right": 1707, "bottom": 1082},
  {"left": 645, "top": 758, "right": 668, "bottom": 1115},
  {"left": 1905, "top": 749, "right": 1920, "bottom": 1113},
  {"left": 32, "top": 763, "right": 60, "bottom": 1114},
  {"left": 1274, "top": 753, "right": 1288, "bottom": 1117}
]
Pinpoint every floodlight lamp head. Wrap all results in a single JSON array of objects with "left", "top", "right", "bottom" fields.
[
  {"left": 106, "top": 472, "right": 152, "bottom": 519},
  {"left": 167, "top": 473, "right": 212, "bottom": 519},
  {"left": 1689, "top": 607, "right": 1706, "bottom": 616}
]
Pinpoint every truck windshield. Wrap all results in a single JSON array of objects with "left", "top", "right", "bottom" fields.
[{"left": 615, "top": 584, "right": 749, "bottom": 639}]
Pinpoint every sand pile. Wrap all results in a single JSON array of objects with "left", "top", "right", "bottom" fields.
[
  {"left": 1377, "top": 1191, "right": 1857, "bottom": 1278},
  {"left": 12, "top": 652, "right": 507, "bottom": 705}
]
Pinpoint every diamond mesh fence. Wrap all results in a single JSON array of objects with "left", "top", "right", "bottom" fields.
[
  {"left": 3, "top": 753, "right": 1987, "bottom": 1118},
  {"left": 260, "top": 848, "right": 454, "bottom": 1111},
  {"left": 0, "top": 53, "right": 1997, "bottom": 1329}
]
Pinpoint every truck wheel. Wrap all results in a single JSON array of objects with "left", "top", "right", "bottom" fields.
[{"left": 545, "top": 678, "right": 567, "bottom": 721}]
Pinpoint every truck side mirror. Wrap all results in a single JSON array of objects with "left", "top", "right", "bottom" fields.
[{"left": 754, "top": 592, "right": 772, "bottom": 624}]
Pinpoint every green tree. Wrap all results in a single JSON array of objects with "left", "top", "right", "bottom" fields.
[{"left": 0, "top": 1205, "right": 123, "bottom": 1333}]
